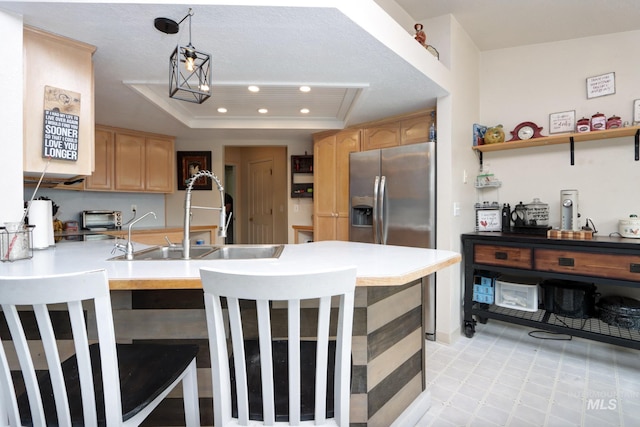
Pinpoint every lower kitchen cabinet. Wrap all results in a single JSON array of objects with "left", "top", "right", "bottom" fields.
[
  {"left": 462, "top": 232, "right": 640, "bottom": 349},
  {"left": 85, "top": 125, "right": 175, "bottom": 193},
  {"left": 106, "top": 226, "right": 216, "bottom": 245}
]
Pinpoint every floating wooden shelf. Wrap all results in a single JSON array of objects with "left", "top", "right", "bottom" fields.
[
  {"left": 472, "top": 125, "right": 640, "bottom": 152},
  {"left": 472, "top": 125, "right": 640, "bottom": 165}
]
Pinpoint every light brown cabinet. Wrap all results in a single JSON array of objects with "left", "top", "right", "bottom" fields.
[
  {"left": 84, "top": 127, "right": 114, "bottom": 190},
  {"left": 86, "top": 126, "right": 175, "bottom": 193},
  {"left": 363, "top": 123, "right": 401, "bottom": 151},
  {"left": 23, "top": 27, "right": 96, "bottom": 177},
  {"left": 401, "top": 114, "right": 432, "bottom": 145},
  {"left": 105, "top": 226, "right": 216, "bottom": 245},
  {"left": 361, "top": 108, "right": 435, "bottom": 150},
  {"left": 313, "top": 129, "right": 360, "bottom": 241}
]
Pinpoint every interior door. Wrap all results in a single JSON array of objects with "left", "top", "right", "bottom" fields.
[{"left": 248, "top": 159, "right": 274, "bottom": 244}]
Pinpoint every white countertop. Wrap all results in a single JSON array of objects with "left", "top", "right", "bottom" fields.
[{"left": 0, "top": 240, "right": 460, "bottom": 289}]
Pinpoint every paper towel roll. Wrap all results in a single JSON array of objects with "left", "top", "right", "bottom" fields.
[
  {"left": 47, "top": 201, "right": 55, "bottom": 246},
  {"left": 29, "top": 200, "right": 53, "bottom": 250}
]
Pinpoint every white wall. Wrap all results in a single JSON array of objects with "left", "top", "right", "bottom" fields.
[
  {"left": 433, "top": 15, "right": 481, "bottom": 343},
  {"left": 0, "top": 11, "right": 25, "bottom": 224},
  {"left": 480, "top": 30, "right": 640, "bottom": 236}
]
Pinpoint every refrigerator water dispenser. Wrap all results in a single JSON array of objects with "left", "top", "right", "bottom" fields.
[{"left": 351, "top": 196, "right": 374, "bottom": 226}]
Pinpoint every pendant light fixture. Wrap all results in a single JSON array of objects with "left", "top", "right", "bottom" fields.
[{"left": 154, "top": 8, "right": 211, "bottom": 104}]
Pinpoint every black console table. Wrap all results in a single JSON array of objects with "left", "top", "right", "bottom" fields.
[{"left": 462, "top": 232, "right": 640, "bottom": 349}]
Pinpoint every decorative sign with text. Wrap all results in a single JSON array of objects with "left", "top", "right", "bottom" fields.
[
  {"left": 549, "top": 110, "right": 576, "bottom": 134},
  {"left": 586, "top": 72, "right": 615, "bottom": 99},
  {"left": 42, "top": 86, "right": 81, "bottom": 161}
]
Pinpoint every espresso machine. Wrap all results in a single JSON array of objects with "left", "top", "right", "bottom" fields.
[{"left": 561, "top": 189, "right": 579, "bottom": 231}]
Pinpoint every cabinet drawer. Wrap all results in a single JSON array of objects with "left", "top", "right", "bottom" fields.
[
  {"left": 535, "top": 249, "right": 640, "bottom": 281},
  {"left": 473, "top": 244, "right": 533, "bottom": 269}
]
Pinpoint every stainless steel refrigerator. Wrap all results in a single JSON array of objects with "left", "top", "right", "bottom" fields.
[{"left": 349, "top": 142, "right": 437, "bottom": 339}]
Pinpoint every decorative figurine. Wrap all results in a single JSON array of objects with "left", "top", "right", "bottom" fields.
[
  {"left": 414, "top": 23, "right": 439, "bottom": 59},
  {"left": 414, "top": 23, "right": 427, "bottom": 47},
  {"left": 484, "top": 125, "right": 505, "bottom": 144}
]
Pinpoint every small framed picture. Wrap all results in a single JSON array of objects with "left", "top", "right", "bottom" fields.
[
  {"left": 473, "top": 123, "right": 487, "bottom": 146},
  {"left": 177, "top": 151, "right": 212, "bottom": 190},
  {"left": 549, "top": 110, "right": 576, "bottom": 134},
  {"left": 476, "top": 209, "right": 501, "bottom": 232},
  {"left": 634, "top": 99, "right": 640, "bottom": 123},
  {"left": 586, "top": 72, "right": 615, "bottom": 99}
]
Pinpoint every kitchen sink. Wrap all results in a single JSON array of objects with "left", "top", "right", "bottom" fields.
[
  {"left": 109, "top": 244, "right": 284, "bottom": 261},
  {"left": 202, "top": 245, "right": 284, "bottom": 260}
]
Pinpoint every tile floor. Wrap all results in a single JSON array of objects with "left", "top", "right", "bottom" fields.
[{"left": 416, "top": 320, "right": 639, "bottom": 427}]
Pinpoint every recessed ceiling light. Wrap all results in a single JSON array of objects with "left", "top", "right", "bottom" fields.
[
  {"left": 248, "top": 85, "right": 260, "bottom": 92},
  {"left": 217, "top": 107, "right": 227, "bottom": 113},
  {"left": 258, "top": 108, "right": 268, "bottom": 114},
  {"left": 299, "top": 86, "right": 311, "bottom": 92},
  {"left": 300, "top": 108, "right": 310, "bottom": 114}
]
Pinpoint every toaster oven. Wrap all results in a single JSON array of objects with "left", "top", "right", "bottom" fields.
[{"left": 81, "top": 210, "right": 122, "bottom": 230}]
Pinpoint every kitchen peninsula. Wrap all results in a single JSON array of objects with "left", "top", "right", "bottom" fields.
[{"left": 1, "top": 240, "right": 460, "bottom": 426}]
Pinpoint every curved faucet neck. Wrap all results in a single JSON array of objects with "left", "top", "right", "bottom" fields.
[{"left": 183, "top": 170, "right": 227, "bottom": 259}]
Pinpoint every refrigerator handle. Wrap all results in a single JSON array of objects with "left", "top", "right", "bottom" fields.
[
  {"left": 373, "top": 176, "right": 380, "bottom": 244},
  {"left": 379, "top": 175, "right": 387, "bottom": 245}
]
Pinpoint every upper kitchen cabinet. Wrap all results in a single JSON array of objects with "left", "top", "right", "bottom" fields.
[
  {"left": 84, "top": 127, "right": 114, "bottom": 190},
  {"left": 361, "top": 108, "right": 436, "bottom": 150},
  {"left": 313, "top": 129, "right": 361, "bottom": 241},
  {"left": 23, "top": 26, "right": 96, "bottom": 177},
  {"left": 86, "top": 125, "right": 175, "bottom": 193}
]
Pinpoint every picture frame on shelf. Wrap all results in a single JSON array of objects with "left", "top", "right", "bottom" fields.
[
  {"left": 549, "top": 110, "right": 576, "bottom": 134},
  {"left": 586, "top": 72, "right": 615, "bottom": 99},
  {"left": 634, "top": 99, "right": 640, "bottom": 124},
  {"left": 473, "top": 123, "right": 487, "bottom": 146},
  {"left": 177, "top": 151, "right": 212, "bottom": 191}
]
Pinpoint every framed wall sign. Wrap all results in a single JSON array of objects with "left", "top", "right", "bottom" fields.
[
  {"left": 476, "top": 209, "right": 501, "bottom": 232},
  {"left": 549, "top": 110, "right": 576, "bottom": 134},
  {"left": 177, "top": 151, "right": 212, "bottom": 190},
  {"left": 42, "top": 86, "right": 81, "bottom": 161},
  {"left": 586, "top": 72, "right": 615, "bottom": 99}
]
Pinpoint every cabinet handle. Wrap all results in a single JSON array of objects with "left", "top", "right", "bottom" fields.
[
  {"left": 558, "top": 257, "right": 575, "bottom": 267},
  {"left": 495, "top": 251, "right": 508, "bottom": 260},
  {"left": 630, "top": 263, "right": 640, "bottom": 273}
]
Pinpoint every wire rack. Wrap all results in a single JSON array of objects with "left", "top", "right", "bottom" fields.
[{"left": 473, "top": 303, "right": 640, "bottom": 346}]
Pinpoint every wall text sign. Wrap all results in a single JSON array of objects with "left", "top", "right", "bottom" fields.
[{"left": 42, "top": 86, "right": 81, "bottom": 161}]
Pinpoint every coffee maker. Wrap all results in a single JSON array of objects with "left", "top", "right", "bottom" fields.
[{"left": 560, "top": 189, "right": 579, "bottom": 231}]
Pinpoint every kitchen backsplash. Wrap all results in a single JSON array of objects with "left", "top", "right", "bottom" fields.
[{"left": 24, "top": 188, "right": 165, "bottom": 227}]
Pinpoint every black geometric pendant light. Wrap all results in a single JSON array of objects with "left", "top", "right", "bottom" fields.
[{"left": 154, "top": 8, "right": 211, "bottom": 104}]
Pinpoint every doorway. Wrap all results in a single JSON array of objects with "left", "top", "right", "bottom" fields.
[
  {"left": 248, "top": 158, "right": 273, "bottom": 244},
  {"left": 224, "top": 164, "right": 236, "bottom": 244},
  {"left": 224, "top": 146, "right": 288, "bottom": 244}
]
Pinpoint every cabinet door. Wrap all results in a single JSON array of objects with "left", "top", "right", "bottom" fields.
[
  {"left": 145, "top": 137, "right": 174, "bottom": 192},
  {"left": 313, "top": 130, "right": 360, "bottom": 241},
  {"left": 363, "top": 124, "right": 400, "bottom": 151},
  {"left": 23, "top": 28, "right": 95, "bottom": 176},
  {"left": 401, "top": 115, "right": 430, "bottom": 145},
  {"left": 313, "top": 134, "right": 337, "bottom": 240},
  {"left": 85, "top": 127, "right": 114, "bottom": 190},
  {"left": 114, "top": 133, "right": 145, "bottom": 191}
]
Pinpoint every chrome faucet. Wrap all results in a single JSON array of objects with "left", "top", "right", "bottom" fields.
[
  {"left": 113, "top": 211, "right": 157, "bottom": 260},
  {"left": 183, "top": 170, "right": 229, "bottom": 259}
]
